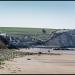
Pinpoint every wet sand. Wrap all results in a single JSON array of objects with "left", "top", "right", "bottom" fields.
[{"left": 0, "top": 54, "right": 75, "bottom": 74}]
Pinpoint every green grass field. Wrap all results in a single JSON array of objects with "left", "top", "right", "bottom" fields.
[{"left": 0, "top": 27, "right": 58, "bottom": 34}]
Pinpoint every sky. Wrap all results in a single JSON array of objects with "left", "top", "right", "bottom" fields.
[{"left": 0, "top": 1, "right": 75, "bottom": 29}]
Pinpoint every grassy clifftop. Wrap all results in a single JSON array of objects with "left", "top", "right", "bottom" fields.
[{"left": 0, "top": 27, "right": 58, "bottom": 34}]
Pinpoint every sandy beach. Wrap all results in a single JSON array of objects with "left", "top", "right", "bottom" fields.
[{"left": 0, "top": 54, "right": 75, "bottom": 74}]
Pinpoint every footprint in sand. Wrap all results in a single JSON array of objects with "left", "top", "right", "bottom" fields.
[
  {"left": 8, "top": 68, "right": 11, "bottom": 70},
  {"left": 11, "top": 70, "right": 17, "bottom": 73},
  {"left": 17, "top": 69, "right": 21, "bottom": 71},
  {"left": 17, "top": 68, "right": 22, "bottom": 71},
  {"left": 11, "top": 68, "right": 22, "bottom": 73},
  {"left": 0, "top": 66, "right": 4, "bottom": 69},
  {"left": 11, "top": 67, "right": 22, "bottom": 73}
]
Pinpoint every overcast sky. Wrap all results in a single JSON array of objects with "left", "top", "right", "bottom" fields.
[{"left": 0, "top": 1, "right": 75, "bottom": 29}]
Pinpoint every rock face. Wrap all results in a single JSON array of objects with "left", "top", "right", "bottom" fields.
[
  {"left": 0, "top": 33, "right": 34, "bottom": 49},
  {"left": 46, "top": 29, "right": 75, "bottom": 48},
  {"left": 0, "top": 29, "right": 75, "bottom": 49}
]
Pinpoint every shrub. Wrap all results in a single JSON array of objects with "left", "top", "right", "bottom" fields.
[{"left": 0, "top": 41, "right": 7, "bottom": 49}]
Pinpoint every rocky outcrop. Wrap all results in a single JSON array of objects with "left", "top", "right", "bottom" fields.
[
  {"left": 0, "top": 33, "right": 34, "bottom": 49},
  {"left": 0, "top": 29, "right": 75, "bottom": 49},
  {"left": 45, "top": 29, "right": 75, "bottom": 48}
]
